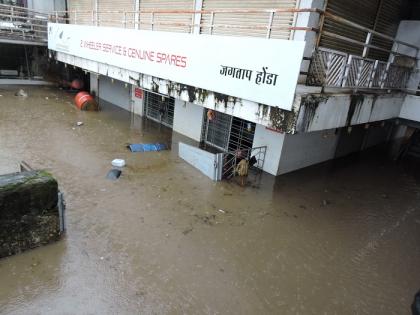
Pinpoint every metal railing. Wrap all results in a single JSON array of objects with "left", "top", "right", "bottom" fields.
[
  {"left": 222, "top": 146, "right": 267, "bottom": 180},
  {"left": 0, "top": 4, "right": 48, "bottom": 44},
  {"left": 307, "top": 10, "right": 419, "bottom": 91},
  {"left": 306, "top": 47, "right": 412, "bottom": 90},
  {"left": 49, "top": 7, "right": 317, "bottom": 39}
]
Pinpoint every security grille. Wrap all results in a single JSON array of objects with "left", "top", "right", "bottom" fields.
[
  {"left": 204, "top": 110, "right": 232, "bottom": 151},
  {"left": 203, "top": 110, "right": 255, "bottom": 152},
  {"left": 144, "top": 91, "right": 174, "bottom": 128},
  {"left": 228, "top": 117, "right": 255, "bottom": 152}
]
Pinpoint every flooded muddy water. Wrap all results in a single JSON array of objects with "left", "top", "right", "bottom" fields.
[{"left": 0, "top": 85, "right": 419, "bottom": 314}]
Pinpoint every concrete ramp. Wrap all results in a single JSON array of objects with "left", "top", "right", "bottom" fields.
[{"left": 178, "top": 142, "right": 223, "bottom": 181}]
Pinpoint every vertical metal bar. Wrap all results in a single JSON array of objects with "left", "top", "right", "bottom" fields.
[
  {"left": 91, "top": 10, "right": 94, "bottom": 25},
  {"left": 315, "top": 0, "right": 329, "bottom": 48},
  {"left": 123, "top": 11, "right": 127, "bottom": 28},
  {"left": 342, "top": 54, "right": 352, "bottom": 87},
  {"left": 192, "top": 0, "right": 203, "bottom": 34},
  {"left": 74, "top": 10, "right": 77, "bottom": 24},
  {"left": 368, "top": 60, "right": 378, "bottom": 88},
  {"left": 95, "top": 0, "right": 98, "bottom": 26},
  {"left": 362, "top": 32, "right": 372, "bottom": 58},
  {"left": 266, "top": 11, "right": 274, "bottom": 39},
  {"left": 55, "top": 11, "right": 58, "bottom": 23},
  {"left": 289, "top": 0, "right": 301, "bottom": 40},
  {"left": 24, "top": 45, "right": 31, "bottom": 79},
  {"left": 209, "top": 11, "right": 214, "bottom": 35},
  {"left": 134, "top": 0, "right": 140, "bottom": 29},
  {"left": 150, "top": 12, "right": 154, "bottom": 31}
]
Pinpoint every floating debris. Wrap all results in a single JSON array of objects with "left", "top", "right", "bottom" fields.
[
  {"left": 106, "top": 169, "right": 122, "bottom": 180},
  {"left": 128, "top": 143, "right": 167, "bottom": 152},
  {"left": 111, "top": 159, "right": 126, "bottom": 167},
  {"left": 15, "top": 89, "right": 28, "bottom": 97}
]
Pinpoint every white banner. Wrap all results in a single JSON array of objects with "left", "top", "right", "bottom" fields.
[{"left": 48, "top": 23, "right": 305, "bottom": 110}]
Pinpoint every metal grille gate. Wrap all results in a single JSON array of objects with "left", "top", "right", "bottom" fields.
[
  {"left": 203, "top": 110, "right": 256, "bottom": 152},
  {"left": 144, "top": 91, "right": 175, "bottom": 128},
  {"left": 204, "top": 110, "right": 232, "bottom": 151}
]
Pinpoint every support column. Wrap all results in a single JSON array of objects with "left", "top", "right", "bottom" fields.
[
  {"left": 293, "top": 0, "right": 325, "bottom": 84},
  {"left": 173, "top": 99, "right": 204, "bottom": 141},
  {"left": 192, "top": 0, "right": 203, "bottom": 34},
  {"left": 253, "top": 124, "right": 286, "bottom": 176}
]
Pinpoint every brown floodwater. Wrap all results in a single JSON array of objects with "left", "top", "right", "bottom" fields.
[{"left": 0, "top": 85, "right": 419, "bottom": 315}]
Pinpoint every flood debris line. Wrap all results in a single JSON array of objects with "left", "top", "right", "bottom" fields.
[
  {"left": 0, "top": 170, "right": 62, "bottom": 258},
  {"left": 128, "top": 143, "right": 167, "bottom": 152}
]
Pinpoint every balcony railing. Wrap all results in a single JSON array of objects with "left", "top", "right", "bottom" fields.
[
  {"left": 50, "top": 7, "right": 318, "bottom": 39},
  {"left": 307, "top": 11, "right": 419, "bottom": 91},
  {"left": 0, "top": 4, "right": 48, "bottom": 44}
]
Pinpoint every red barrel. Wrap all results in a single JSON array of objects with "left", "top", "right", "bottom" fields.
[{"left": 74, "top": 91, "right": 98, "bottom": 111}]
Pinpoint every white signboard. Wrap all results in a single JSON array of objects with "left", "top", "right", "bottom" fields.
[{"left": 48, "top": 23, "right": 305, "bottom": 110}]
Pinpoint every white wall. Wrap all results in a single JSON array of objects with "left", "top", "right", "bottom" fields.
[
  {"left": 253, "top": 125, "right": 285, "bottom": 176},
  {"left": 400, "top": 95, "right": 420, "bottom": 122},
  {"left": 98, "top": 76, "right": 130, "bottom": 110},
  {"left": 296, "top": 94, "right": 405, "bottom": 133},
  {"left": 278, "top": 129, "right": 339, "bottom": 175},
  {"left": 173, "top": 99, "right": 204, "bottom": 142},
  {"left": 394, "top": 21, "right": 420, "bottom": 91}
]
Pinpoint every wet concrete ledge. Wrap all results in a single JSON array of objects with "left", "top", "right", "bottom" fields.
[{"left": 0, "top": 170, "right": 61, "bottom": 258}]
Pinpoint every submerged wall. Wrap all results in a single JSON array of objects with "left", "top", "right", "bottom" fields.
[{"left": 0, "top": 171, "right": 61, "bottom": 258}]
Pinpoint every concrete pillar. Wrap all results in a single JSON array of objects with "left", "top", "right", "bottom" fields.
[
  {"left": 278, "top": 129, "right": 339, "bottom": 175},
  {"left": 98, "top": 76, "right": 130, "bottom": 111},
  {"left": 173, "top": 99, "right": 204, "bottom": 141},
  {"left": 90, "top": 72, "right": 98, "bottom": 97},
  {"left": 192, "top": 0, "right": 203, "bottom": 34},
  {"left": 252, "top": 124, "right": 286, "bottom": 176},
  {"left": 131, "top": 86, "right": 144, "bottom": 116},
  {"left": 293, "top": 0, "right": 325, "bottom": 83}
]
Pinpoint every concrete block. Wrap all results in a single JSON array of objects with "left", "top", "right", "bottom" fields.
[{"left": 0, "top": 170, "right": 61, "bottom": 258}]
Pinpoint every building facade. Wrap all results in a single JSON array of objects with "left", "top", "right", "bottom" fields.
[{"left": 45, "top": 0, "right": 420, "bottom": 177}]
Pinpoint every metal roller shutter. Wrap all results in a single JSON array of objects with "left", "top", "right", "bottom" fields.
[
  {"left": 139, "top": 0, "right": 194, "bottom": 33},
  {"left": 68, "top": 0, "right": 94, "bottom": 25},
  {"left": 201, "top": 0, "right": 297, "bottom": 39},
  {"left": 320, "top": 0, "right": 404, "bottom": 61},
  {"left": 370, "top": 0, "right": 403, "bottom": 60},
  {"left": 98, "top": 0, "right": 136, "bottom": 28}
]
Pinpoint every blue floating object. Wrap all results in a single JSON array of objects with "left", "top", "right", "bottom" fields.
[{"left": 129, "top": 143, "right": 167, "bottom": 152}]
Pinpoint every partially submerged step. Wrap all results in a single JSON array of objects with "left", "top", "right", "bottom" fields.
[{"left": 0, "top": 170, "right": 63, "bottom": 258}]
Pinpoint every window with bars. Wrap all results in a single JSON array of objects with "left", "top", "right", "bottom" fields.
[
  {"left": 144, "top": 91, "right": 175, "bottom": 128},
  {"left": 202, "top": 109, "right": 255, "bottom": 152}
]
